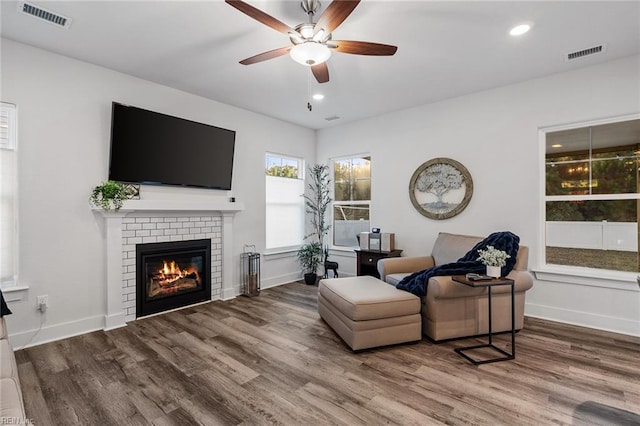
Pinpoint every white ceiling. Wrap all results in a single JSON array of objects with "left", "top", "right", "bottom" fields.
[{"left": 2, "top": 1, "right": 639, "bottom": 130}]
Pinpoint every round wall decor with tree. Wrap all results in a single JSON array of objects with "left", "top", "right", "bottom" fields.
[{"left": 409, "top": 157, "right": 473, "bottom": 220}]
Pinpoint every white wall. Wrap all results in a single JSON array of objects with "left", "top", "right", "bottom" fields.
[
  {"left": 317, "top": 55, "right": 640, "bottom": 336},
  {"left": 1, "top": 39, "right": 315, "bottom": 346}
]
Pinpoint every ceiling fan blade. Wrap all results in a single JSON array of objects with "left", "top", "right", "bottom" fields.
[
  {"left": 311, "top": 63, "right": 330, "bottom": 84},
  {"left": 225, "top": 0, "right": 294, "bottom": 34},
  {"left": 330, "top": 40, "right": 398, "bottom": 56},
  {"left": 239, "top": 46, "right": 292, "bottom": 65},
  {"left": 314, "top": 0, "right": 360, "bottom": 34}
]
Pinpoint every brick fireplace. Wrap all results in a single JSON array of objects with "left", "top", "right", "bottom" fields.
[{"left": 94, "top": 199, "right": 243, "bottom": 330}]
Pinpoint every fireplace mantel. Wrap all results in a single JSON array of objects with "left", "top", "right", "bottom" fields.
[
  {"left": 94, "top": 199, "right": 244, "bottom": 330},
  {"left": 92, "top": 198, "right": 244, "bottom": 214}
]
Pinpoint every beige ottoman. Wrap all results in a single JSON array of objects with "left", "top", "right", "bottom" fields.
[{"left": 318, "top": 276, "right": 422, "bottom": 351}]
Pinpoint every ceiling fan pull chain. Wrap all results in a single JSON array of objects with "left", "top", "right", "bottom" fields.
[{"left": 307, "top": 71, "right": 313, "bottom": 112}]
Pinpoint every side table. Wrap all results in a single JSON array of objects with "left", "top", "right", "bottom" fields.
[
  {"left": 354, "top": 249, "right": 402, "bottom": 278},
  {"left": 451, "top": 275, "right": 515, "bottom": 365}
]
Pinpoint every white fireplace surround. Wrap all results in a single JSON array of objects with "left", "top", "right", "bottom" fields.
[{"left": 95, "top": 199, "right": 244, "bottom": 330}]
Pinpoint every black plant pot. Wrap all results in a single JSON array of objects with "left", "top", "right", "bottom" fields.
[{"left": 304, "top": 273, "right": 318, "bottom": 285}]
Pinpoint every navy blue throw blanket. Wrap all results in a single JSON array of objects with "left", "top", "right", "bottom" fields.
[{"left": 396, "top": 231, "right": 520, "bottom": 297}]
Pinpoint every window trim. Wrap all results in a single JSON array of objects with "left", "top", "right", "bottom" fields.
[
  {"left": 0, "top": 102, "right": 18, "bottom": 289},
  {"left": 538, "top": 113, "right": 640, "bottom": 283},
  {"left": 330, "top": 153, "right": 371, "bottom": 250}
]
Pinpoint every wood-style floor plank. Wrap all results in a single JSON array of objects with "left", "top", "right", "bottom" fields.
[{"left": 15, "top": 281, "right": 640, "bottom": 425}]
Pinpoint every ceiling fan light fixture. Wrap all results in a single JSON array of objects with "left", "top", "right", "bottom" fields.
[
  {"left": 290, "top": 42, "right": 331, "bottom": 66},
  {"left": 299, "top": 23, "right": 315, "bottom": 39},
  {"left": 289, "top": 31, "right": 304, "bottom": 44},
  {"left": 313, "top": 29, "right": 327, "bottom": 42}
]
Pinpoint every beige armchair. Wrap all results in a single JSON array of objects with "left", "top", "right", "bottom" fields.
[{"left": 378, "top": 232, "right": 534, "bottom": 341}]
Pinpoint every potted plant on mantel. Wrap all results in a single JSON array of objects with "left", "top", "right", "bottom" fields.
[
  {"left": 89, "top": 180, "right": 127, "bottom": 212},
  {"left": 297, "top": 164, "right": 332, "bottom": 285}
]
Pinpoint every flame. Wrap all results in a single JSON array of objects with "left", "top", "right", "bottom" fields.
[
  {"left": 162, "top": 260, "right": 181, "bottom": 276},
  {"left": 156, "top": 260, "right": 199, "bottom": 285}
]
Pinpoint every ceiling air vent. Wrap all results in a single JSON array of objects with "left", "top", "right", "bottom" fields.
[
  {"left": 566, "top": 44, "right": 605, "bottom": 61},
  {"left": 17, "top": 2, "right": 72, "bottom": 29},
  {"left": 325, "top": 115, "right": 341, "bottom": 121}
]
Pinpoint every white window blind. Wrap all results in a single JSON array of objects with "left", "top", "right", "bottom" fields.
[
  {"left": 265, "top": 154, "right": 304, "bottom": 251},
  {"left": 1, "top": 102, "right": 17, "bottom": 285}
]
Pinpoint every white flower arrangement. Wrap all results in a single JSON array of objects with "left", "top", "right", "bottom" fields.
[{"left": 477, "top": 245, "right": 510, "bottom": 267}]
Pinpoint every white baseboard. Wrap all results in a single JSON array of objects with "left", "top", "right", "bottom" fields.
[
  {"left": 525, "top": 302, "right": 640, "bottom": 337},
  {"left": 9, "top": 315, "right": 104, "bottom": 350},
  {"left": 260, "top": 272, "right": 302, "bottom": 289},
  {"left": 104, "top": 313, "right": 127, "bottom": 330},
  {"left": 222, "top": 287, "right": 236, "bottom": 301}
]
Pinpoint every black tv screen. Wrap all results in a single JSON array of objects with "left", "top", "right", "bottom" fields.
[{"left": 109, "top": 102, "right": 235, "bottom": 190}]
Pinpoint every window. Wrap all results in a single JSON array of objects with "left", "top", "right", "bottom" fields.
[
  {"left": 543, "top": 117, "right": 639, "bottom": 273},
  {"left": 1, "top": 102, "right": 17, "bottom": 286},
  {"left": 265, "top": 153, "right": 304, "bottom": 251},
  {"left": 332, "top": 155, "right": 371, "bottom": 247}
]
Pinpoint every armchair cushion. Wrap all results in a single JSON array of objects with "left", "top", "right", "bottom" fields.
[
  {"left": 432, "top": 233, "right": 482, "bottom": 266},
  {"left": 385, "top": 273, "right": 411, "bottom": 286}
]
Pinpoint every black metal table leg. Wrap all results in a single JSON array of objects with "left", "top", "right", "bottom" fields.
[{"left": 452, "top": 277, "right": 515, "bottom": 365}]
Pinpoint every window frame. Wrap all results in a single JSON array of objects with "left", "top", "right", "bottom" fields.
[
  {"left": 537, "top": 113, "right": 640, "bottom": 285},
  {"left": 264, "top": 152, "right": 305, "bottom": 254},
  {"left": 330, "top": 153, "right": 372, "bottom": 250},
  {"left": 0, "top": 102, "right": 18, "bottom": 289}
]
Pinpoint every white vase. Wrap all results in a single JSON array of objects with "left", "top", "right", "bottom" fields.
[{"left": 486, "top": 265, "right": 501, "bottom": 278}]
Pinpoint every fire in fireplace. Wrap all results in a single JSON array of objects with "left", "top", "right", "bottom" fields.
[
  {"left": 148, "top": 258, "right": 201, "bottom": 299},
  {"left": 136, "top": 239, "right": 211, "bottom": 317}
]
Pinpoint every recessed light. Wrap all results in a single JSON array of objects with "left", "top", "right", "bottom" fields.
[
  {"left": 551, "top": 144, "right": 563, "bottom": 148},
  {"left": 509, "top": 23, "right": 532, "bottom": 36},
  {"left": 312, "top": 93, "right": 325, "bottom": 100}
]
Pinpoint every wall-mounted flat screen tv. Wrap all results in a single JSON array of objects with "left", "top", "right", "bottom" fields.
[{"left": 109, "top": 102, "right": 235, "bottom": 190}]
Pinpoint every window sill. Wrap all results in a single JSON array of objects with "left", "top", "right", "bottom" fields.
[
  {"left": 263, "top": 248, "right": 298, "bottom": 259},
  {"left": 330, "top": 246, "right": 358, "bottom": 253},
  {"left": 0, "top": 284, "right": 29, "bottom": 302},
  {"left": 532, "top": 265, "right": 639, "bottom": 292}
]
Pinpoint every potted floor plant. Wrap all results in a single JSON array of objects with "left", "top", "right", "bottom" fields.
[
  {"left": 297, "top": 164, "right": 332, "bottom": 284},
  {"left": 297, "top": 242, "right": 323, "bottom": 285}
]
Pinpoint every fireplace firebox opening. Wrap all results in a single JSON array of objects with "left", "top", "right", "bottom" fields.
[{"left": 136, "top": 239, "right": 211, "bottom": 317}]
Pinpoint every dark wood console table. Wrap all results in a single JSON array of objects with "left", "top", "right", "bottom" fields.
[{"left": 355, "top": 249, "right": 402, "bottom": 278}]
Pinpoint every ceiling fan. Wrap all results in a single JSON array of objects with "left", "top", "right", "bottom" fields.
[{"left": 225, "top": 0, "right": 397, "bottom": 84}]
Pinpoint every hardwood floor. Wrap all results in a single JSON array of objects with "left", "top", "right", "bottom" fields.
[{"left": 15, "top": 282, "right": 640, "bottom": 425}]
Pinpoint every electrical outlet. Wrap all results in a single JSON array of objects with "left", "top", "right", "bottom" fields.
[{"left": 37, "top": 295, "right": 48, "bottom": 312}]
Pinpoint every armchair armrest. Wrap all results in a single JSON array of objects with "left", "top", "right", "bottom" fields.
[
  {"left": 377, "top": 256, "right": 434, "bottom": 282},
  {"left": 428, "top": 270, "right": 534, "bottom": 299}
]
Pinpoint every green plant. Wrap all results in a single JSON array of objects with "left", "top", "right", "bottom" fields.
[
  {"left": 477, "top": 245, "right": 511, "bottom": 267},
  {"left": 303, "top": 164, "right": 332, "bottom": 245},
  {"left": 296, "top": 242, "right": 322, "bottom": 273},
  {"left": 90, "top": 180, "right": 127, "bottom": 211}
]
